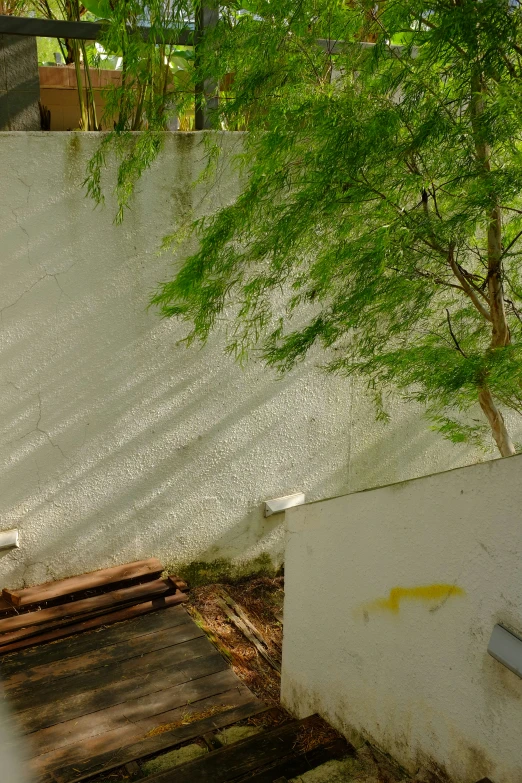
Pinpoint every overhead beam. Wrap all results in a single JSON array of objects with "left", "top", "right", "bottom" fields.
[
  {"left": 0, "top": 17, "right": 386, "bottom": 52},
  {"left": 0, "top": 14, "right": 193, "bottom": 45}
]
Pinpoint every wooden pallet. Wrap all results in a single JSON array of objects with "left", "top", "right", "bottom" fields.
[
  {"left": 1, "top": 562, "right": 352, "bottom": 783},
  {"left": 0, "top": 558, "right": 189, "bottom": 655},
  {"left": 142, "top": 714, "right": 353, "bottom": 783},
  {"left": 1, "top": 598, "right": 266, "bottom": 782},
  {"left": 2, "top": 558, "right": 166, "bottom": 608}
]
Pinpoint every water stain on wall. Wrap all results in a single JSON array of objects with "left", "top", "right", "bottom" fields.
[{"left": 360, "top": 584, "right": 465, "bottom": 615}]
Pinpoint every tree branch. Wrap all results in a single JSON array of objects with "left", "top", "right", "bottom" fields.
[
  {"left": 445, "top": 309, "right": 468, "bottom": 358},
  {"left": 453, "top": 259, "right": 489, "bottom": 300},
  {"left": 448, "top": 246, "right": 493, "bottom": 322},
  {"left": 500, "top": 227, "right": 522, "bottom": 259},
  {"left": 505, "top": 298, "right": 522, "bottom": 326},
  {"left": 412, "top": 16, "right": 468, "bottom": 57},
  {"left": 500, "top": 205, "right": 522, "bottom": 215},
  {"left": 395, "top": 265, "right": 465, "bottom": 292}
]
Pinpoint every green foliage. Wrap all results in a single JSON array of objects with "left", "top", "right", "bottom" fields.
[
  {"left": 84, "top": 0, "right": 195, "bottom": 220},
  {"left": 36, "top": 37, "right": 60, "bottom": 65},
  {"left": 82, "top": 0, "right": 111, "bottom": 16},
  {"left": 0, "top": 1, "right": 32, "bottom": 14},
  {"left": 150, "top": 0, "right": 522, "bottom": 454},
  {"left": 30, "top": 0, "right": 100, "bottom": 128}
]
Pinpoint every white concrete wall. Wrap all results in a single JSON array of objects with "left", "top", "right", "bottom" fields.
[
  {"left": 0, "top": 131, "right": 501, "bottom": 589},
  {"left": 282, "top": 455, "right": 522, "bottom": 783}
]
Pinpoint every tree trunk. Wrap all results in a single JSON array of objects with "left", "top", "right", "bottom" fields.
[
  {"left": 487, "top": 204, "right": 510, "bottom": 349},
  {"left": 471, "top": 68, "right": 515, "bottom": 455},
  {"left": 482, "top": 199, "right": 514, "bottom": 456},
  {"left": 478, "top": 386, "right": 516, "bottom": 457}
]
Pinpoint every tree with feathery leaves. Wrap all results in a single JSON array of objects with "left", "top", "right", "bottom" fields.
[{"left": 150, "top": 0, "right": 522, "bottom": 457}]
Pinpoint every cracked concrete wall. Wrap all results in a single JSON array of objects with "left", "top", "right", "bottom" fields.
[
  {"left": 0, "top": 131, "right": 506, "bottom": 589},
  {"left": 282, "top": 455, "right": 522, "bottom": 783}
]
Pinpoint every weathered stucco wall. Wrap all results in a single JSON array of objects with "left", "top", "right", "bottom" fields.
[
  {"left": 0, "top": 131, "right": 503, "bottom": 589},
  {"left": 282, "top": 455, "right": 522, "bottom": 783}
]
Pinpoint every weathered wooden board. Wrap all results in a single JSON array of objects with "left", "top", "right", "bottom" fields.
[
  {"left": 2, "top": 585, "right": 270, "bottom": 783},
  {"left": 142, "top": 715, "right": 325, "bottom": 782},
  {"left": 234, "top": 738, "right": 353, "bottom": 782},
  {"left": 3, "top": 620, "right": 202, "bottom": 699},
  {"left": 0, "top": 579, "right": 171, "bottom": 635},
  {"left": 2, "top": 558, "right": 164, "bottom": 608},
  {"left": 50, "top": 691, "right": 266, "bottom": 783},
  {"left": 217, "top": 596, "right": 281, "bottom": 674},
  {"left": 20, "top": 648, "right": 228, "bottom": 734},
  {"left": 0, "top": 604, "right": 189, "bottom": 674},
  {"left": 0, "top": 593, "right": 186, "bottom": 651},
  {"left": 0, "top": 592, "right": 189, "bottom": 656},
  {"left": 27, "top": 668, "right": 240, "bottom": 755},
  {"left": 167, "top": 576, "right": 189, "bottom": 592},
  {"left": 10, "top": 632, "right": 211, "bottom": 713}
]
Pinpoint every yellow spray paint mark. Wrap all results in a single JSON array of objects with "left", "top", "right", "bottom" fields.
[{"left": 361, "top": 584, "right": 465, "bottom": 615}]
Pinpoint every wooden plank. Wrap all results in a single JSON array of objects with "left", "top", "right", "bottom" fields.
[
  {"left": 0, "top": 578, "right": 171, "bottom": 636},
  {"left": 218, "top": 590, "right": 280, "bottom": 665},
  {"left": 0, "top": 601, "right": 152, "bottom": 649},
  {"left": 0, "top": 603, "right": 189, "bottom": 673},
  {"left": 0, "top": 591, "right": 188, "bottom": 656},
  {"left": 234, "top": 738, "right": 352, "bottom": 782},
  {"left": 216, "top": 598, "right": 281, "bottom": 674},
  {"left": 0, "top": 14, "right": 193, "bottom": 44},
  {"left": 20, "top": 647, "right": 227, "bottom": 734},
  {"left": 3, "top": 619, "right": 201, "bottom": 698},
  {"left": 49, "top": 691, "right": 266, "bottom": 783},
  {"left": 167, "top": 575, "right": 189, "bottom": 593},
  {"left": 3, "top": 558, "right": 164, "bottom": 608},
  {"left": 8, "top": 632, "right": 212, "bottom": 713},
  {"left": 28, "top": 667, "right": 241, "bottom": 757},
  {"left": 0, "top": 14, "right": 104, "bottom": 39},
  {"left": 139, "top": 715, "right": 325, "bottom": 783}
]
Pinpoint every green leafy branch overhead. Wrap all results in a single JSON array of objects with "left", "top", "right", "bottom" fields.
[
  {"left": 85, "top": 0, "right": 196, "bottom": 220},
  {"left": 149, "top": 0, "right": 522, "bottom": 456}
]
